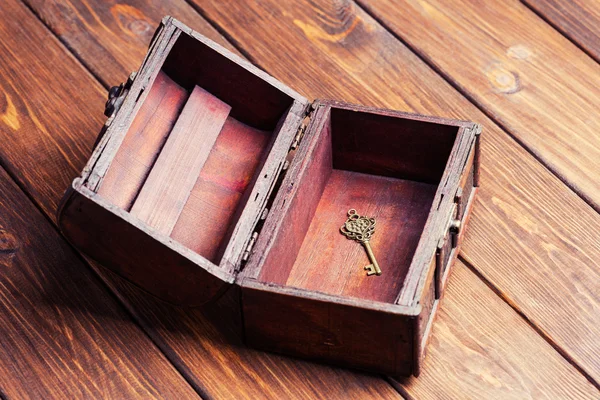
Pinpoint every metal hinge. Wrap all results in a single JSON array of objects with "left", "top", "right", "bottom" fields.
[
  {"left": 240, "top": 104, "right": 314, "bottom": 266},
  {"left": 260, "top": 208, "right": 269, "bottom": 220},
  {"left": 242, "top": 232, "right": 259, "bottom": 262},
  {"left": 290, "top": 103, "right": 316, "bottom": 151},
  {"left": 290, "top": 119, "right": 308, "bottom": 150}
]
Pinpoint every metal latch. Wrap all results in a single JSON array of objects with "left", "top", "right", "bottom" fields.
[
  {"left": 449, "top": 219, "right": 461, "bottom": 249},
  {"left": 104, "top": 71, "right": 136, "bottom": 117},
  {"left": 96, "top": 71, "right": 137, "bottom": 148},
  {"left": 290, "top": 107, "right": 314, "bottom": 151},
  {"left": 449, "top": 187, "right": 463, "bottom": 248},
  {"left": 449, "top": 215, "right": 461, "bottom": 249},
  {"left": 435, "top": 197, "right": 461, "bottom": 299}
]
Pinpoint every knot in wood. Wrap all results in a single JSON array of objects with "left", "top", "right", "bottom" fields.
[
  {"left": 484, "top": 62, "right": 522, "bottom": 94},
  {"left": 0, "top": 229, "right": 19, "bottom": 255},
  {"left": 111, "top": 4, "right": 152, "bottom": 39}
]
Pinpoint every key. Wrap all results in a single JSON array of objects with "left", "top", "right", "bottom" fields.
[{"left": 340, "top": 209, "right": 382, "bottom": 276}]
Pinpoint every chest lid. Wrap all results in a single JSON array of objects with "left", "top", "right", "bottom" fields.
[{"left": 60, "top": 16, "right": 311, "bottom": 305}]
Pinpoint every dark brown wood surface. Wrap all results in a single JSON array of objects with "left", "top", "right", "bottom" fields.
[
  {"left": 130, "top": 84, "right": 231, "bottom": 234},
  {"left": 0, "top": 166, "right": 197, "bottom": 398},
  {"left": 0, "top": 0, "right": 406, "bottom": 398},
  {"left": 522, "top": 0, "right": 600, "bottom": 62},
  {"left": 21, "top": 0, "right": 241, "bottom": 84},
  {"left": 398, "top": 261, "right": 597, "bottom": 399},
  {"left": 1, "top": 0, "right": 600, "bottom": 397}
]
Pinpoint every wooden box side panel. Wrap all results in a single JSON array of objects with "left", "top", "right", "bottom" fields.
[
  {"left": 85, "top": 21, "right": 182, "bottom": 191},
  {"left": 58, "top": 182, "right": 232, "bottom": 306},
  {"left": 413, "top": 255, "right": 437, "bottom": 376},
  {"left": 240, "top": 104, "right": 331, "bottom": 281},
  {"left": 398, "top": 123, "right": 480, "bottom": 306},
  {"left": 241, "top": 282, "right": 415, "bottom": 377},
  {"left": 330, "top": 106, "right": 459, "bottom": 184},
  {"left": 162, "top": 32, "right": 294, "bottom": 130}
]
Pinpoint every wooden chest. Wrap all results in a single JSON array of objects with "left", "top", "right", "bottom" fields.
[{"left": 58, "top": 17, "right": 480, "bottom": 378}]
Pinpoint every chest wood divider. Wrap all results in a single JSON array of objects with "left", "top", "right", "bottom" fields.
[{"left": 130, "top": 85, "right": 231, "bottom": 234}]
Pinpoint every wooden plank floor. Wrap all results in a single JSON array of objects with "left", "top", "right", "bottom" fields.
[{"left": 1, "top": 0, "right": 599, "bottom": 398}]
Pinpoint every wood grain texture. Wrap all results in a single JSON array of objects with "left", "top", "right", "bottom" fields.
[
  {"left": 0, "top": 167, "right": 197, "bottom": 398},
  {"left": 21, "top": 0, "right": 240, "bottom": 85},
  {"left": 285, "top": 169, "right": 436, "bottom": 303},
  {"left": 0, "top": 1, "right": 407, "bottom": 397},
  {"left": 97, "top": 71, "right": 188, "bottom": 210},
  {"left": 189, "top": 0, "right": 600, "bottom": 387},
  {"left": 130, "top": 85, "right": 231, "bottom": 234},
  {"left": 11, "top": 0, "right": 600, "bottom": 397},
  {"left": 0, "top": 0, "right": 106, "bottom": 218},
  {"left": 241, "top": 280, "right": 416, "bottom": 378},
  {"left": 397, "top": 261, "right": 598, "bottom": 399},
  {"left": 330, "top": 106, "right": 459, "bottom": 184},
  {"left": 257, "top": 102, "right": 449, "bottom": 303},
  {"left": 256, "top": 109, "right": 334, "bottom": 285},
  {"left": 522, "top": 0, "right": 600, "bottom": 62},
  {"left": 162, "top": 30, "right": 301, "bottom": 130},
  {"left": 358, "top": 0, "right": 600, "bottom": 212},
  {"left": 460, "top": 130, "right": 600, "bottom": 382},
  {"left": 170, "top": 117, "right": 271, "bottom": 263}
]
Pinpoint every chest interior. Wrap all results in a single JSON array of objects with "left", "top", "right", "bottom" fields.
[{"left": 242, "top": 103, "right": 459, "bottom": 304}]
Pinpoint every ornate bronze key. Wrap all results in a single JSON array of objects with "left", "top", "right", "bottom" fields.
[{"left": 340, "top": 209, "right": 382, "bottom": 276}]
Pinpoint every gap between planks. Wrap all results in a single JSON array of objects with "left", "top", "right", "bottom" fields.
[
  {"left": 459, "top": 254, "right": 600, "bottom": 391},
  {"left": 181, "top": 0, "right": 269, "bottom": 71},
  {"left": 519, "top": 0, "right": 600, "bottom": 65},
  {"left": 18, "top": 0, "right": 110, "bottom": 88},
  {"left": 354, "top": 0, "right": 600, "bottom": 216},
  {"left": 6, "top": 1, "right": 210, "bottom": 398}
]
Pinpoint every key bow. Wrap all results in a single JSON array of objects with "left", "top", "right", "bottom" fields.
[{"left": 340, "top": 209, "right": 375, "bottom": 242}]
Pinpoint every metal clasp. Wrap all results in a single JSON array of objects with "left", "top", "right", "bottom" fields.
[{"left": 104, "top": 71, "right": 136, "bottom": 117}]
